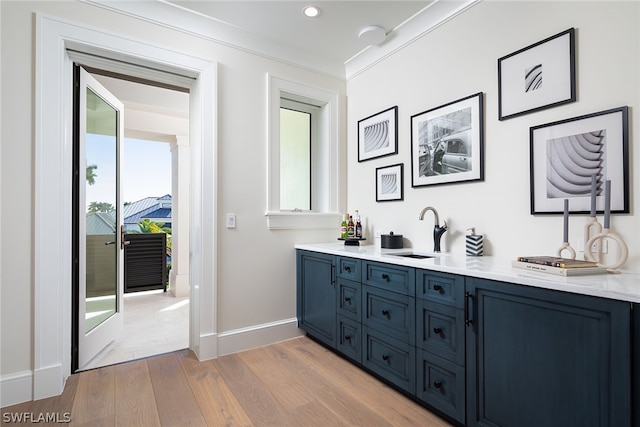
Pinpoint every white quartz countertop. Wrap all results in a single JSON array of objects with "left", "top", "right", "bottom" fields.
[{"left": 295, "top": 242, "right": 640, "bottom": 303}]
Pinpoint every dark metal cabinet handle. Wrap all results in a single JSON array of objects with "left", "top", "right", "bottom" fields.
[
  {"left": 433, "top": 327, "right": 442, "bottom": 334},
  {"left": 433, "top": 284, "right": 443, "bottom": 292},
  {"left": 433, "top": 380, "right": 442, "bottom": 389},
  {"left": 344, "top": 265, "right": 351, "bottom": 272},
  {"left": 465, "top": 292, "right": 473, "bottom": 326},
  {"left": 345, "top": 335, "right": 352, "bottom": 342},
  {"left": 382, "top": 354, "right": 390, "bottom": 362},
  {"left": 381, "top": 309, "right": 390, "bottom": 318},
  {"left": 381, "top": 273, "right": 390, "bottom": 281},
  {"left": 344, "top": 296, "right": 351, "bottom": 303}
]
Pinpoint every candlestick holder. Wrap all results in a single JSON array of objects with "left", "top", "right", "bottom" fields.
[
  {"left": 583, "top": 217, "right": 603, "bottom": 263},
  {"left": 556, "top": 242, "right": 576, "bottom": 259},
  {"left": 584, "top": 228, "right": 628, "bottom": 272}
]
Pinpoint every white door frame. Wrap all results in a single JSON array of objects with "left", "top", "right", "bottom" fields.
[{"left": 34, "top": 14, "right": 218, "bottom": 400}]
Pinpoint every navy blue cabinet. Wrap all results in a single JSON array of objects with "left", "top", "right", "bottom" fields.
[
  {"left": 466, "top": 277, "right": 632, "bottom": 427},
  {"left": 296, "top": 250, "right": 336, "bottom": 347},
  {"left": 297, "top": 250, "right": 637, "bottom": 427}
]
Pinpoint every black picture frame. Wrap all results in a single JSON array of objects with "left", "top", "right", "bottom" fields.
[
  {"left": 530, "top": 106, "right": 629, "bottom": 215},
  {"left": 376, "top": 163, "right": 403, "bottom": 202},
  {"left": 358, "top": 106, "right": 398, "bottom": 162},
  {"left": 410, "top": 93, "right": 484, "bottom": 188},
  {"left": 498, "top": 28, "right": 576, "bottom": 121}
]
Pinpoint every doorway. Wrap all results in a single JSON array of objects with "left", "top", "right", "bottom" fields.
[
  {"left": 35, "top": 15, "right": 218, "bottom": 400},
  {"left": 72, "top": 68, "right": 191, "bottom": 371}
]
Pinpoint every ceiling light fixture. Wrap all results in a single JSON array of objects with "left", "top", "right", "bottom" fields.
[
  {"left": 358, "top": 25, "right": 387, "bottom": 46},
  {"left": 302, "top": 5, "right": 320, "bottom": 18}
]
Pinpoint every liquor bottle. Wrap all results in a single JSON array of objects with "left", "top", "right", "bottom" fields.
[
  {"left": 355, "top": 210, "right": 362, "bottom": 238},
  {"left": 347, "top": 215, "right": 355, "bottom": 238},
  {"left": 341, "top": 214, "right": 348, "bottom": 238}
]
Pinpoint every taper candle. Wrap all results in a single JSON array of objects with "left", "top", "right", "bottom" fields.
[
  {"left": 563, "top": 199, "right": 569, "bottom": 242},
  {"left": 590, "top": 174, "right": 597, "bottom": 217},
  {"left": 604, "top": 180, "right": 611, "bottom": 229}
]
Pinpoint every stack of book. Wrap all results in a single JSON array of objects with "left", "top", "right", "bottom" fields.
[{"left": 512, "top": 256, "right": 608, "bottom": 276}]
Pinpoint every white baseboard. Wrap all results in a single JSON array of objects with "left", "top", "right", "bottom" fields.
[
  {"left": 1, "top": 370, "right": 33, "bottom": 407},
  {"left": 217, "top": 317, "right": 304, "bottom": 356},
  {"left": 33, "top": 364, "right": 64, "bottom": 401}
]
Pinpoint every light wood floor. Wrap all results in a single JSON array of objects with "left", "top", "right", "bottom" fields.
[{"left": 2, "top": 337, "right": 452, "bottom": 426}]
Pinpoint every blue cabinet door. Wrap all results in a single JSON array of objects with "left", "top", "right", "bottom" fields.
[
  {"left": 296, "top": 250, "right": 336, "bottom": 347},
  {"left": 466, "top": 277, "right": 631, "bottom": 427}
]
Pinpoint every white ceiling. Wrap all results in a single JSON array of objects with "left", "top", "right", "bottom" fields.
[
  {"left": 164, "top": 1, "right": 431, "bottom": 64},
  {"left": 88, "top": 0, "right": 478, "bottom": 79}
]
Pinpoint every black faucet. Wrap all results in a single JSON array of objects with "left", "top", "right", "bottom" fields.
[{"left": 418, "top": 206, "right": 448, "bottom": 252}]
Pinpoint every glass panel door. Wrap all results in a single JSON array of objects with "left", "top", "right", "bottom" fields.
[{"left": 77, "top": 67, "right": 124, "bottom": 369}]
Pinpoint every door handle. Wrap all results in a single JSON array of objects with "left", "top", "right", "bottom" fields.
[
  {"left": 105, "top": 241, "right": 116, "bottom": 245},
  {"left": 120, "top": 225, "right": 130, "bottom": 250}
]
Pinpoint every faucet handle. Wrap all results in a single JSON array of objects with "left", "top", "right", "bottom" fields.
[{"left": 442, "top": 219, "right": 448, "bottom": 229}]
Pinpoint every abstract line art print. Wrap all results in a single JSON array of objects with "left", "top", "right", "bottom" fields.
[
  {"left": 525, "top": 64, "right": 542, "bottom": 92},
  {"left": 530, "top": 107, "right": 629, "bottom": 214},
  {"left": 376, "top": 163, "right": 403, "bottom": 202},
  {"left": 358, "top": 106, "right": 398, "bottom": 162},
  {"left": 545, "top": 130, "right": 605, "bottom": 198},
  {"left": 499, "top": 28, "right": 575, "bottom": 120}
]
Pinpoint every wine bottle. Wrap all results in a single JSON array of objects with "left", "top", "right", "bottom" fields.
[
  {"left": 355, "top": 210, "right": 362, "bottom": 238},
  {"left": 341, "top": 214, "right": 348, "bottom": 238},
  {"left": 347, "top": 215, "right": 355, "bottom": 237}
]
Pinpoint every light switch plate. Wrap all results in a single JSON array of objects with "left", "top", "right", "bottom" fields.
[{"left": 226, "top": 213, "right": 236, "bottom": 228}]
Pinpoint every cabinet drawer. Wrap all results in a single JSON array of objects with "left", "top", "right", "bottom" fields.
[
  {"left": 416, "top": 270, "right": 465, "bottom": 308},
  {"left": 363, "top": 286, "right": 415, "bottom": 345},
  {"left": 417, "top": 350, "right": 465, "bottom": 424},
  {"left": 417, "top": 300, "right": 465, "bottom": 365},
  {"left": 362, "top": 327, "right": 415, "bottom": 394},
  {"left": 337, "top": 257, "right": 361, "bottom": 281},
  {"left": 363, "top": 261, "right": 415, "bottom": 296},
  {"left": 337, "top": 315, "right": 361, "bottom": 363},
  {"left": 337, "top": 278, "right": 361, "bottom": 322}
]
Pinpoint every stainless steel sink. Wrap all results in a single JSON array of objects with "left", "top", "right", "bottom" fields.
[{"left": 391, "top": 253, "right": 436, "bottom": 259}]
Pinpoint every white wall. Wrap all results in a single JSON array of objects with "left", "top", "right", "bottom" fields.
[
  {"left": 347, "top": 1, "right": 639, "bottom": 270},
  {"left": 0, "top": 0, "right": 345, "bottom": 401}
]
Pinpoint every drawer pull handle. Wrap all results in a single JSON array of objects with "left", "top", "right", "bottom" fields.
[
  {"left": 433, "top": 380, "right": 442, "bottom": 389},
  {"left": 382, "top": 354, "right": 390, "bottom": 362},
  {"left": 381, "top": 273, "right": 390, "bottom": 281},
  {"left": 433, "top": 284, "right": 443, "bottom": 292},
  {"left": 344, "top": 265, "right": 351, "bottom": 272},
  {"left": 381, "top": 309, "right": 390, "bottom": 318},
  {"left": 433, "top": 327, "right": 442, "bottom": 334},
  {"left": 345, "top": 335, "right": 352, "bottom": 342},
  {"left": 344, "top": 296, "right": 351, "bottom": 303}
]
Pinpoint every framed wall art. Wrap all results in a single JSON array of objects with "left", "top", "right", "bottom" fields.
[
  {"left": 376, "top": 163, "right": 403, "bottom": 202},
  {"left": 498, "top": 28, "right": 576, "bottom": 121},
  {"left": 358, "top": 106, "right": 398, "bottom": 162},
  {"left": 410, "top": 92, "right": 484, "bottom": 188},
  {"left": 530, "top": 106, "right": 629, "bottom": 215}
]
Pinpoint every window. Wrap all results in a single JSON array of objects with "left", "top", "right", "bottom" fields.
[
  {"left": 280, "top": 100, "right": 313, "bottom": 211},
  {"left": 266, "top": 74, "right": 341, "bottom": 229}
]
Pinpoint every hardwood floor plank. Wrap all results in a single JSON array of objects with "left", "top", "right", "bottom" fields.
[
  {"left": 214, "top": 352, "right": 297, "bottom": 426},
  {"left": 180, "top": 351, "right": 254, "bottom": 426},
  {"left": 3, "top": 337, "right": 452, "bottom": 427},
  {"left": 248, "top": 341, "right": 392, "bottom": 426},
  {"left": 147, "top": 351, "right": 205, "bottom": 426},
  {"left": 114, "top": 359, "right": 161, "bottom": 426},
  {"left": 70, "top": 366, "right": 115, "bottom": 426},
  {"left": 285, "top": 337, "right": 453, "bottom": 427}
]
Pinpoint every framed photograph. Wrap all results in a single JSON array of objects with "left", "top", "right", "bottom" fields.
[
  {"left": 376, "top": 163, "right": 403, "bottom": 202},
  {"left": 498, "top": 28, "right": 575, "bottom": 121},
  {"left": 358, "top": 106, "right": 398, "bottom": 162},
  {"left": 410, "top": 92, "right": 484, "bottom": 188},
  {"left": 530, "top": 106, "right": 629, "bottom": 215}
]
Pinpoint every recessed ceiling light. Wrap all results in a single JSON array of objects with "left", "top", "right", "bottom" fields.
[{"left": 303, "top": 5, "right": 320, "bottom": 18}]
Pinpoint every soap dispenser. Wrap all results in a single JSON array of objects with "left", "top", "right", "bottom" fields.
[{"left": 466, "top": 227, "right": 484, "bottom": 256}]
